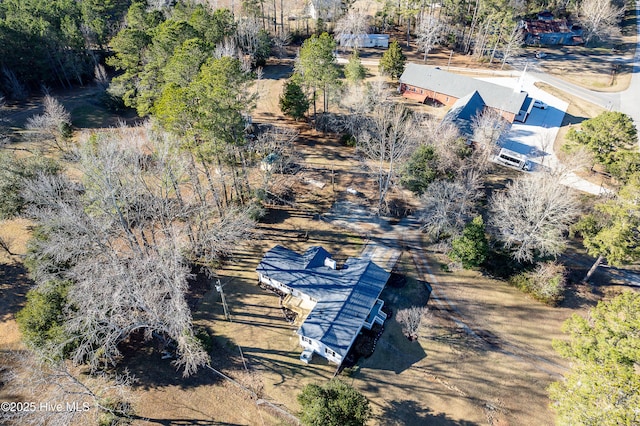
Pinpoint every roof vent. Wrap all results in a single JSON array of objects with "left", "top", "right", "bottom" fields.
[{"left": 324, "top": 257, "right": 337, "bottom": 270}]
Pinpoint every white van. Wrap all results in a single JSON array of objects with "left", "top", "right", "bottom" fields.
[{"left": 495, "top": 148, "right": 531, "bottom": 171}]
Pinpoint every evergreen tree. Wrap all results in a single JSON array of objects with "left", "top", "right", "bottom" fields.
[
  {"left": 344, "top": 51, "right": 366, "bottom": 84},
  {"left": 296, "top": 32, "right": 339, "bottom": 117},
  {"left": 549, "top": 291, "right": 640, "bottom": 425},
  {"left": 567, "top": 111, "right": 638, "bottom": 180},
  {"left": 279, "top": 78, "right": 309, "bottom": 121},
  {"left": 298, "top": 380, "right": 371, "bottom": 426},
  {"left": 379, "top": 41, "right": 406, "bottom": 79},
  {"left": 571, "top": 175, "right": 640, "bottom": 282},
  {"left": 450, "top": 216, "right": 488, "bottom": 268},
  {"left": 400, "top": 145, "right": 438, "bottom": 195}
]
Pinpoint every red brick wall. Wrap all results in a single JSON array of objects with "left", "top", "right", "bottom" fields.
[
  {"left": 401, "top": 84, "right": 458, "bottom": 106},
  {"left": 401, "top": 84, "right": 517, "bottom": 123}
]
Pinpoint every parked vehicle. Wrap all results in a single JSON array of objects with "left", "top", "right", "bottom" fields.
[
  {"left": 495, "top": 148, "right": 531, "bottom": 171},
  {"left": 533, "top": 100, "right": 548, "bottom": 109}
]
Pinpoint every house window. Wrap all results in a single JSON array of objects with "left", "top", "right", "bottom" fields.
[
  {"left": 302, "top": 336, "right": 312, "bottom": 345},
  {"left": 446, "top": 97, "right": 449, "bottom": 102},
  {"left": 325, "top": 348, "right": 336, "bottom": 358}
]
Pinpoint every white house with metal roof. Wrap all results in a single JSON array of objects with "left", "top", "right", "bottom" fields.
[{"left": 256, "top": 245, "right": 390, "bottom": 365}]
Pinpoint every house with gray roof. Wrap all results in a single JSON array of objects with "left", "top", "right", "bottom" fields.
[
  {"left": 399, "top": 63, "right": 529, "bottom": 123},
  {"left": 256, "top": 245, "right": 390, "bottom": 365}
]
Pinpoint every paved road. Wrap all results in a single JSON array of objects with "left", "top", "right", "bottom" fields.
[
  {"left": 340, "top": 0, "right": 640, "bottom": 127},
  {"left": 524, "top": 0, "right": 640, "bottom": 128}
]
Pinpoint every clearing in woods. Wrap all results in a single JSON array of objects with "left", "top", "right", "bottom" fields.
[{"left": 1, "top": 24, "right": 635, "bottom": 424}]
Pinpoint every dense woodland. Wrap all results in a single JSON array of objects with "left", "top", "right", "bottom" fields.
[{"left": 0, "top": 0, "right": 639, "bottom": 425}]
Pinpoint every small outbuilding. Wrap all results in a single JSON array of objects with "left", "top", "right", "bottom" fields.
[{"left": 338, "top": 34, "right": 389, "bottom": 48}]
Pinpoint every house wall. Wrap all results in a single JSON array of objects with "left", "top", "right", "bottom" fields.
[
  {"left": 400, "top": 84, "right": 458, "bottom": 106},
  {"left": 299, "top": 335, "right": 343, "bottom": 364},
  {"left": 494, "top": 108, "right": 516, "bottom": 123},
  {"left": 258, "top": 273, "right": 292, "bottom": 295}
]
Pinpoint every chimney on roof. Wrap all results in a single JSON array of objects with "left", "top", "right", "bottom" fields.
[{"left": 324, "top": 257, "right": 337, "bottom": 270}]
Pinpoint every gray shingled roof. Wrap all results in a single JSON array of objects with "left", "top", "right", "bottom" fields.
[
  {"left": 443, "top": 91, "right": 486, "bottom": 139},
  {"left": 399, "top": 63, "right": 528, "bottom": 115},
  {"left": 256, "top": 246, "right": 390, "bottom": 359}
]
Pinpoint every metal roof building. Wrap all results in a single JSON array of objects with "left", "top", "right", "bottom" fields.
[
  {"left": 256, "top": 245, "right": 390, "bottom": 364},
  {"left": 399, "top": 63, "right": 528, "bottom": 118}
]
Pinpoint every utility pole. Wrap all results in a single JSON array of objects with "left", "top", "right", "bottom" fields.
[
  {"left": 447, "top": 49, "right": 453, "bottom": 70},
  {"left": 216, "top": 279, "right": 230, "bottom": 321}
]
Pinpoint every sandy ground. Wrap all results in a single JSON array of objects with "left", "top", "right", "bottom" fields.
[{"left": 1, "top": 13, "right": 636, "bottom": 424}]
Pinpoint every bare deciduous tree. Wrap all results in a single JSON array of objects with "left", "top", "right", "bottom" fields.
[
  {"left": 396, "top": 306, "right": 430, "bottom": 340},
  {"left": 339, "top": 80, "right": 391, "bottom": 136},
  {"left": 579, "top": 0, "right": 624, "bottom": 44},
  {"left": 471, "top": 108, "right": 510, "bottom": 170},
  {"left": 236, "top": 17, "right": 265, "bottom": 65},
  {"left": 273, "top": 30, "right": 291, "bottom": 58},
  {"left": 334, "top": 10, "right": 370, "bottom": 51},
  {"left": 0, "top": 351, "right": 135, "bottom": 426},
  {"left": 25, "top": 95, "right": 72, "bottom": 152},
  {"left": 501, "top": 23, "right": 525, "bottom": 70},
  {"left": 416, "top": 14, "right": 443, "bottom": 62},
  {"left": 489, "top": 173, "right": 581, "bottom": 263},
  {"left": 553, "top": 146, "right": 594, "bottom": 178},
  {"left": 418, "top": 172, "right": 483, "bottom": 239},
  {"left": 21, "top": 126, "right": 255, "bottom": 376},
  {"left": 357, "top": 103, "right": 419, "bottom": 214}
]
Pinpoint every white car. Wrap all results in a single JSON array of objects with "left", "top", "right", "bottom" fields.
[
  {"left": 535, "top": 52, "right": 547, "bottom": 59},
  {"left": 533, "top": 100, "right": 548, "bottom": 109}
]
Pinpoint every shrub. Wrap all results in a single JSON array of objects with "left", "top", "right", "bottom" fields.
[
  {"left": 396, "top": 306, "right": 430, "bottom": 340},
  {"left": 16, "top": 280, "right": 74, "bottom": 355},
  {"left": 298, "top": 380, "right": 371, "bottom": 426},
  {"left": 509, "top": 261, "right": 567, "bottom": 305},
  {"left": 449, "top": 216, "right": 488, "bottom": 269},
  {"left": 194, "top": 326, "right": 214, "bottom": 353},
  {"left": 400, "top": 145, "right": 438, "bottom": 195}
]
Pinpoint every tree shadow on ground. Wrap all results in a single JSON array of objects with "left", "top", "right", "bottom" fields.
[
  {"left": 561, "top": 111, "right": 588, "bottom": 126},
  {"left": 117, "top": 331, "right": 244, "bottom": 391},
  {"left": 379, "top": 399, "right": 479, "bottom": 425},
  {"left": 0, "top": 261, "right": 34, "bottom": 322}
]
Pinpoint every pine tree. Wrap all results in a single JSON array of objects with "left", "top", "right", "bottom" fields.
[
  {"left": 379, "top": 41, "right": 406, "bottom": 79},
  {"left": 572, "top": 175, "right": 640, "bottom": 283},
  {"left": 279, "top": 78, "right": 309, "bottom": 121},
  {"left": 344, "top": 51, "right": 366, "bottom": 84},
  {"left": 549, "top": 291, "right": 640, "bottom": 425},
  {"left": 449, "top": 216, "right": 488, "bottom": 268}
]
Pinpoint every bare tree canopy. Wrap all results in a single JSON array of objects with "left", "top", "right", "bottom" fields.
[
  {"left": 579, "top": 0, "right": 625, "bottom": 44},
  {"left": 0, "top": 351, "right": 135, "bottom": 426},
  {"left": 21, "top": 125, "right": 255, "bottom": 376},
  {"left": 25, "top": 95, "right": 73, "bottom": 152},
  {"left": 334, "top": 9, "right": 370, "bottom": 50},
  {"left": 356, "top": 103, "right": 419, "bottom": 214},
  {"left": 397, "top": 306, "right": 430, "bottom": 340},
  {"left": 418, "top": 172, "right": 483, "bottom": 239},
  {"left": 489, "top": 173, "right": 581, "bottom": 263},
  {"left": 416, "top": 14, "right": 443, "bottom": 61}
]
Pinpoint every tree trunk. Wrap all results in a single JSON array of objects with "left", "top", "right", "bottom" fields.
[
  {"left": 406, "top": 17, "right": 411, "bottom": 47},
  {"left": 583, "top": 254, "right": 604, "bottom": 283},
  {"left": 312, "top": 87, "right": 317, "bottom": 128}
]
